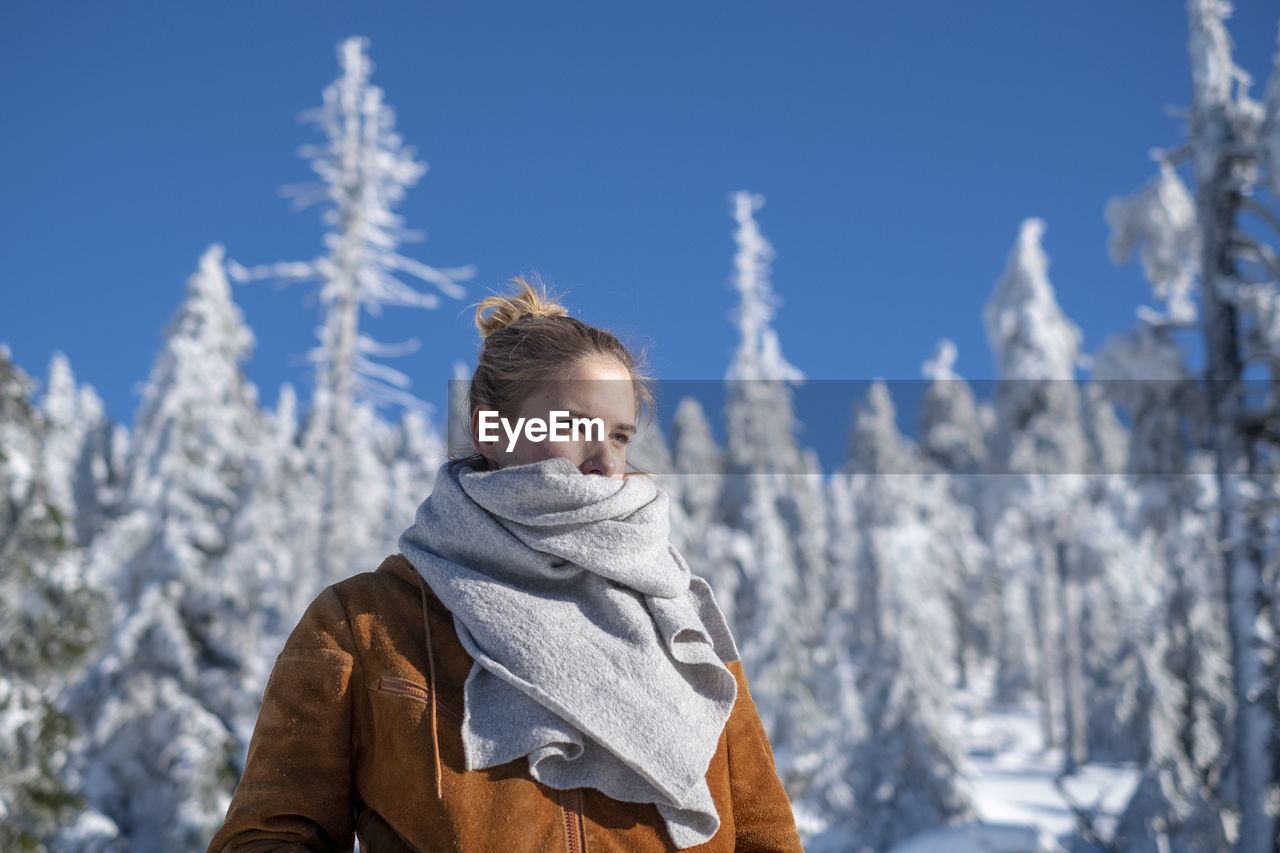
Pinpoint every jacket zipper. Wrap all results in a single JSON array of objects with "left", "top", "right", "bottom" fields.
[
  {"left": 375, "top": 674, "right": 462, "bottom": 723},
  {"left": 377, "top": 674, "right": 429, "bottom": 701},
  {"left": 561, "top": 787, "right": 586, "bottom": 853}
]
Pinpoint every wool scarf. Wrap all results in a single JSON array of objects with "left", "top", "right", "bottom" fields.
[{"left": 398, "top": 456, "right": 740, "bottom": 848}]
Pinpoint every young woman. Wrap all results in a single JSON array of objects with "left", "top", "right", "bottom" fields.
[{"left": 207, "top": 279, "right": 804, "bottom": 852}]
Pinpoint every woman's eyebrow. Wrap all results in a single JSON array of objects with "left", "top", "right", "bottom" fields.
[{"left": 565, "top": 408, "right": 635, "bottom": 433}]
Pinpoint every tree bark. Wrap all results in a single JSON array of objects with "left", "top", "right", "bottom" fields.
[
  {"left": 1034, "top": 550, "right": 1064, "bottom": 751},
  {"left": 1058, "top": 540, "right": 1088, "bottom": 773},
  {"left": 1198, "top": 130, "right": 1275, "bottom": 853}
]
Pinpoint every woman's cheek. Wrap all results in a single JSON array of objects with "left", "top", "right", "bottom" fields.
[{"left": 515, "top": 437, "right": 577, "bottom": 467}]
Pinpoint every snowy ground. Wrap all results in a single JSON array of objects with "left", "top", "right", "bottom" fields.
[
  {"left": 951, "top": 709, "right": 1140, "bottom": 850},
  {"left": 891, "top": 662, "right": 1142, "bottom": 852}
]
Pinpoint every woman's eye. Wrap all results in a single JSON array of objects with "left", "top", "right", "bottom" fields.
[{"left": 612, "top": 433, "right": 631, "bottom": 446}]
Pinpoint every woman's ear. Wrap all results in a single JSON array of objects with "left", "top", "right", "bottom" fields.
[{"left": 470, "top": 408, "right": 500, "bottom": 468}]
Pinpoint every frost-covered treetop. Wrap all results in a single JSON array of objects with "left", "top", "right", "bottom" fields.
[
  {"left": 230, "top": 35, "right": 475, "bottom": 412},
  {"left": 1188, "top": 0, "right": 1239, "bottom": 108},
  {"left": 297, "top": 36, "right": 474, "bottom": 312},
  {"left": 919, "top": 341, "right": 987, "bottom": 476},
  {"left": 43, "top": 352, "right": 76, "bottom": 424},
  {"left": 128, "top": 244, "right": 258, "bottom": 507},
  {"left": 726, "top": 190, "right": 803, "bottom": 383},
  {"left": 922, "top": 338, "right": 959, "bottom": 382},
  {"left": 847, "top": 379, "right": 915, "bottom": 475},
  {"left": 40, "top": 351, "right": 105, "bottom": 522},
  {"left": 670, "top": 396, "right": 720, "bottom": 472},
  {"left": 1187, "top": 0, "right": 1268, "bottom": 185},
  {"left": 983, "top": 218, "right": 1083, "bottom": 382}
]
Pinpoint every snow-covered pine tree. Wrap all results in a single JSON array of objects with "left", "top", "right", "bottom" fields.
[
  {"left": 717, "top": 191, "right": 826, "bottom": 774},
  {"left": 919, "top": 340, "right": 988, "bottom": 478},
  {"left": 385, "top": 408, "right": 444, "bottom": 553},
  {"left": 811, "top": 380, "right": 970, "bottom": 851},
  {"left": 38, "top": 353, "right": 127, "bottom": 550},
  {"left": 669, "top": 396, "right": 725, "bottom": 534},
  {"left": 918, "top": 340, "right": 994, "bottom": 690},
  {"left": 230, "top": 35, "right": 474, "bottom": 582},
  {"left": 69, "top": 246, "right": 263, "bottom": 850},
  {"left": 627, "top": 403, "right": 674, "bottom": 484},
  {"left": 661, "top": 396, "right": 751, "bottom": 661},
  {"left": 796, "top": 459, "right": 866, "bottom": 844},
  {"left": 346, "top": 400, "right": 398, "bottom": 570},
  {"left": 1094, "top": 326, "right": 1233, "bottom": 852},
  {"left": 983, "top": 218, "right": 1093, "bottom": 770},
  {"left": 0, "top": 348, "right": 105, "bottom": 851},
  {"left": 447, "top": 361, "right": 471, "bottom": 460},
  {"left": 1105, "top": 2, "right": 1280, "bottom": 847},
  {"left": 37, "top": 354, "right": 82, "bottom": 524},
  {"left": 849, "top": 382, "right": 968, "bottom": 701},
  {"left": 722, "top": 191, "right": 805, "bottom": 484},
  {"left": 199, "top": 382, "right": 319, "bottom": 759}
]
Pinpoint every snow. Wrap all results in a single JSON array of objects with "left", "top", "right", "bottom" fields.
[
  {"left": 958, "top": 708, "right": 1139, "bottom": 842},
  {"left": 725, "top": 190, "right": 803, "bottom": 384},
  {"left": 884, "top": 661, "right": 1141, "bottom": 853},
  {"left": 1104, "top": 160, "right": 1198, "bottom": 326},
  {"left": 888, "top": 822, "right": 1058, "bottom": 853}
]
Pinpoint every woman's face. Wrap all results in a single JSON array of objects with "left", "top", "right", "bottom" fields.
[{"left": 470, "top": 357, "right": 637, "bottom": 479}]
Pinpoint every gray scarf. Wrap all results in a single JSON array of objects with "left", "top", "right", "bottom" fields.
[{"left": 398, "top": 456, "right": 740, "bottom": 848}]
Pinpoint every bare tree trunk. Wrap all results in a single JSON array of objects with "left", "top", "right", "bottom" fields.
[
  {"left": 950, "top": 589, "right": 970, "bottom": 692},
  {"left": 1198, "top": 144, "right": 1275, "bottom": 853},
  {"left": 1058, "top": 540, "right": 1088, "bottom": 773},
  {"left": 992, "top": 553, "right": 1025, "bottom": 704},
  {"left": 320, "top": 201, "right": 362, "bottom": 582},
  {"left": 1185, "top": 2, "right": 1277, "bottom": 842},
  {"left": 858, "top": 533, "right": 884, "bottom": 652},
  {"left": 320, "top": 284, "right": 357, "bottom": 582},
  {"left": 1034, "top": 550, "right": 1064, "bottom": 750}
]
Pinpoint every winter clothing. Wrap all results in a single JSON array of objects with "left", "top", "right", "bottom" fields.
[
  {"left": 398, "top": 457, "right": 740, "bottom": 847},
  {"left": 206, "top": 555, "right": 804, "bottom": 851}
]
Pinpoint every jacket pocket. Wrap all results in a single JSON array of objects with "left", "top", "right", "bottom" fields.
[
  {"left": 375, "top": 674, "right": 429, "bottom": 702},
  {"left": 356, "top": 807, "right": 422, "bottom": 853},
  {"left": 372, "top": 674, "right": 462, "bottom": 721}
]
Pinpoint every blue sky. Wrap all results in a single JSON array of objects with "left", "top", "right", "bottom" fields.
[{"left": 4, "top": 1, "right": 1278, "bottom": 448}]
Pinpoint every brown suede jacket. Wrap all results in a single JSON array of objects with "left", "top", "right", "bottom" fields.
[{"left": 208, "top": 554, "right": 805, "bottom": 852}]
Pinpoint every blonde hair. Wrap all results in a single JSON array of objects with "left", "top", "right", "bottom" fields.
[
  {"left": 458, "top": 276, "right": 653, "bottom": 469},
  {"left": 474, "top": 277, "right": 570, "bottom": 336}
]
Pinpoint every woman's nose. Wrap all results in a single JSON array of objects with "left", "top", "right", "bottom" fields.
[{"left": 578, "top": 445, "right": 616, "bottom": 478}]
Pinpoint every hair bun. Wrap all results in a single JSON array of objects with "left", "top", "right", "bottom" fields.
[{"left": 474, "top": 276, "right": 569, "bottom": 338}]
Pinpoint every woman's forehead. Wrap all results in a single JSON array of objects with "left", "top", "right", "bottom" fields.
[{"left": 522, "top": 372, "right": 636, "bottom": 420}]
